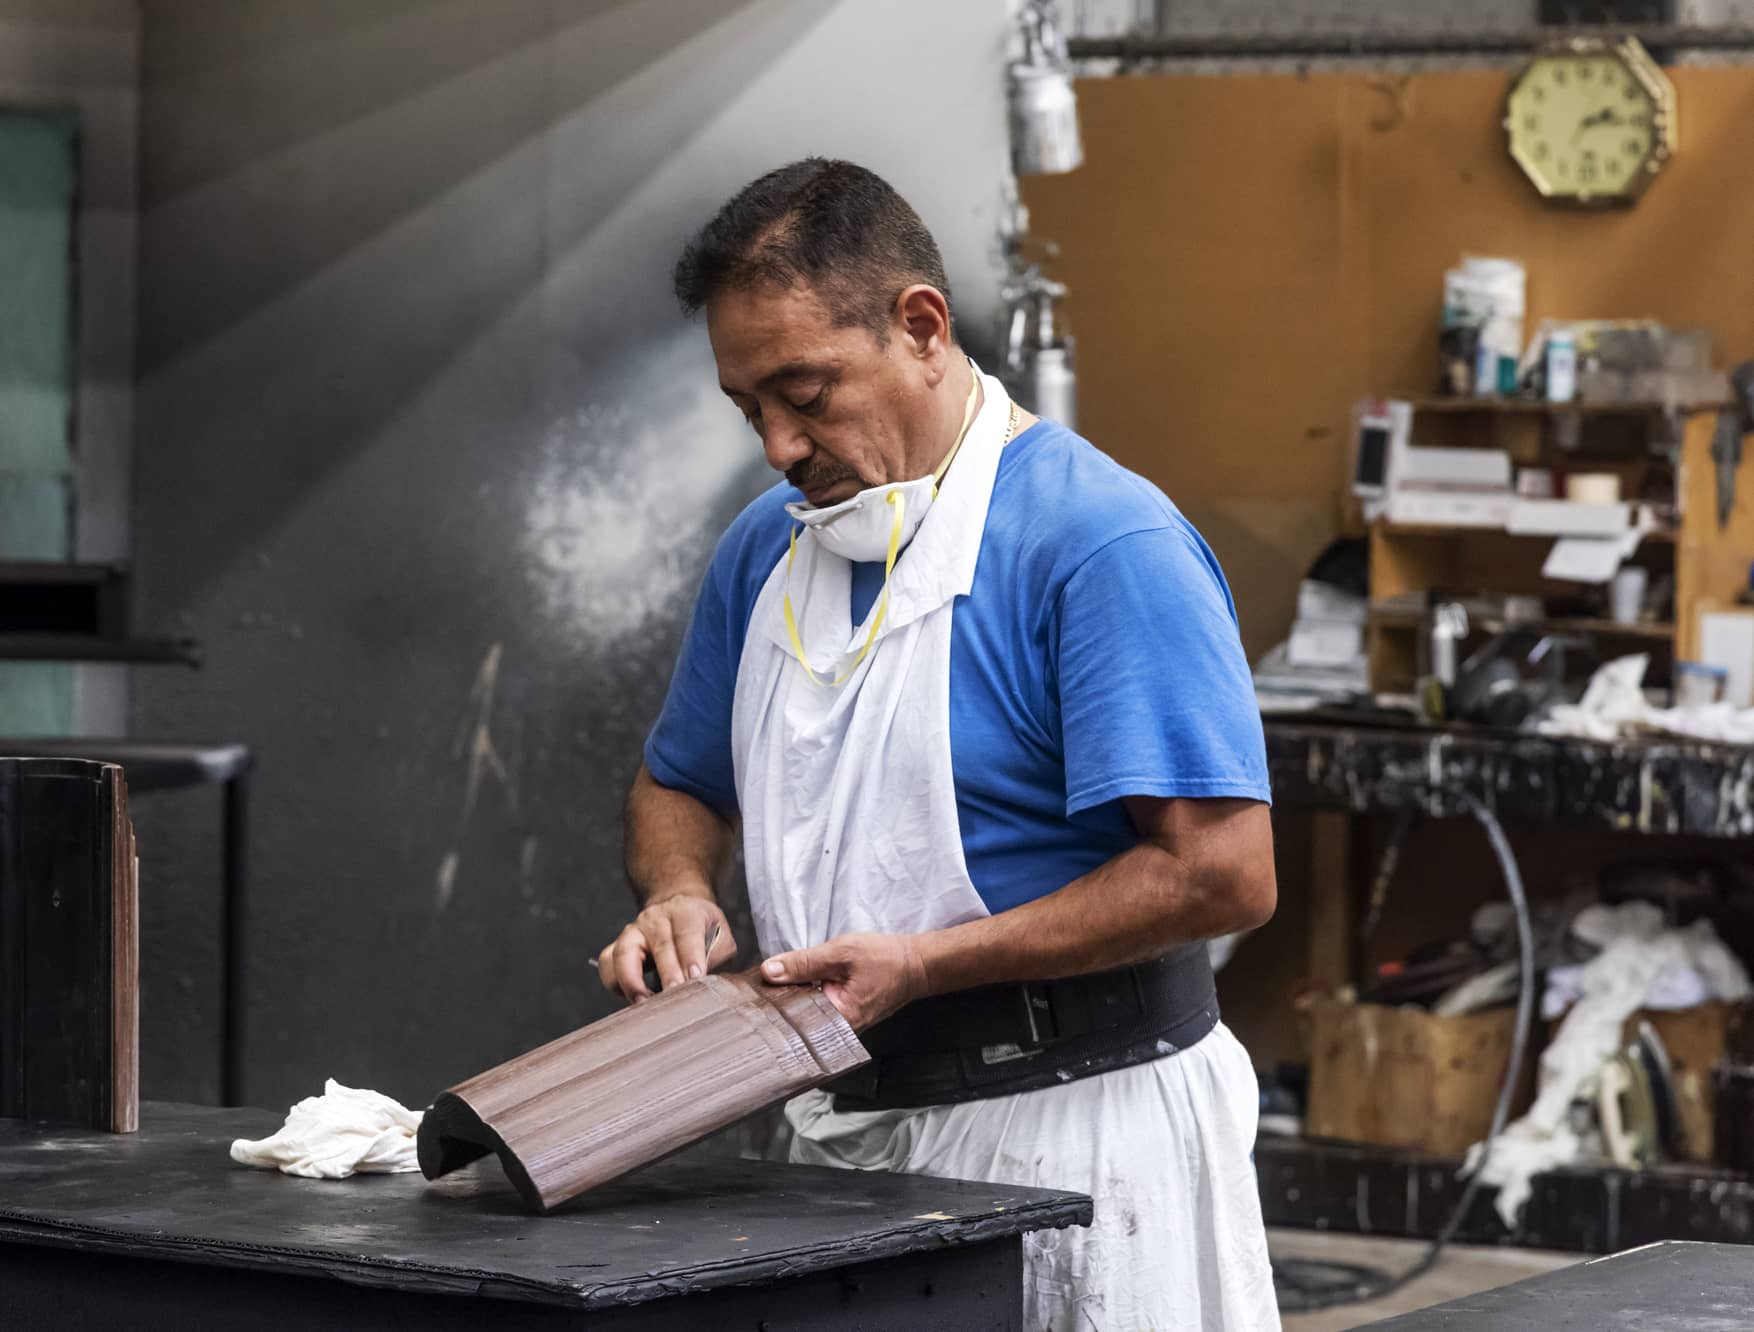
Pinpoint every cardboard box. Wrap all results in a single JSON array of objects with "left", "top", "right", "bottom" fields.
[{"left": 1304, "top": 996, "right": 1530, "bottom": 1158}]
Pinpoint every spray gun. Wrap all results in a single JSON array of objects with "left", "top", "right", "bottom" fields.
[
  {"left": 995, "top": 188, "right": 1077, "bottom": 428},
  {"left": 1001, "top": 262, "right": 1077, "bottom": 430}
]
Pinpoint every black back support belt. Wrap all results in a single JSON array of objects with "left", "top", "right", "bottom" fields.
[{"left": 825, "top": 946, "right": 1219, "bottom": 1111}]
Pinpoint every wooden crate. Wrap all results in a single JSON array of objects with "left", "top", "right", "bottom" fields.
[{"left": 1304, "top": 996, "right": 1530, "bottom": 1158}]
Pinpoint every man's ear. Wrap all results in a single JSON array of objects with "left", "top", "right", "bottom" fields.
[{"left": 893, "top": 285, "right": 954, "bottom": 381}]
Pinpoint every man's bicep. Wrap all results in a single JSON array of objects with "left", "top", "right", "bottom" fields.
[
  {"left": 1057, "top": 526, "right": 1268, "bottom": 818},
  {"left": 1123, "top": 794, "right": 1272, "bottom": 865},
  {"left": 643, "top": 568, "right": 742, "bottom": 817},
  {"left": 1124, "top": 794, "right": 1277, "bottom": 931}
]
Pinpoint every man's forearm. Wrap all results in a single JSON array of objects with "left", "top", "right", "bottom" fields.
[
  {"left": 623, "top": 762, "right": 735, "bottom": 904},
  {"left": 914, "top": 802, "right": 1276, "bottom": 997}
]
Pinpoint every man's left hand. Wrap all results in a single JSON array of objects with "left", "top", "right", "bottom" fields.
[{"left": 761, "top": 932, "right": 929, "bottom": 1031}]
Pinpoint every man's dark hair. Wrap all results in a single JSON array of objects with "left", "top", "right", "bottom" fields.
[{"left": 672, "top": 158, "right": 953, "bottom": 341}]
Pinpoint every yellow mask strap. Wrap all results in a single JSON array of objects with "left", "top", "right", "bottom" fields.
[
  {"left": 930, "top": 367, "right": 983, "bottom": 498},
  {"left": 782, "top": 490, "right": 906, "bottom": 687},
  {"left": 780, "top": 366, "right": 979, "bottom": 687}
]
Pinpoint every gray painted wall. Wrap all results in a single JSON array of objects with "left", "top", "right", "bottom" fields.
[
  {"left": 0, "top": 0, "right": 138, "bottom": 735},
  {"left": 132, "top": 0, "right": 1016, "bottom": 1108}
]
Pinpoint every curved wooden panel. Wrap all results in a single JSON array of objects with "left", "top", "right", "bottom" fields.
[{"left": 419, "top": 971, "right": 868, "bottom": 1212}]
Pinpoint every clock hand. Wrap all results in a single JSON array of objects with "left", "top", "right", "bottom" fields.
[{"left": 1571, "top": 106, "right": 1618, "bottom": 142}]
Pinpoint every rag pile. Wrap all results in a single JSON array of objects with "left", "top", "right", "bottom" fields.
[{"left": 230, "top": 1079, "right": 424, "bottom": 1179}]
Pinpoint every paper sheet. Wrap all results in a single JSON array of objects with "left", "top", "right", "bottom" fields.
[{"left": 1541, "top": 530, "right": 1642, "bottom": 584}]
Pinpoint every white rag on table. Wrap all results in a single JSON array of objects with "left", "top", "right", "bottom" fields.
[
  {"left": 229, "top": 1079, "right": 424, "bottom": 1179},
  {"left": 1536, "top": 653, "right": 1754, "bottom": 744}
]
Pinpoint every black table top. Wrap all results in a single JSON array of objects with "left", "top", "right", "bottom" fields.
[
  {"left": 0, "top": 1102, "right": 1090, "bottom": 1311},
  {"left": 1362, "top": 1240, "right": 1754, "bottom": 1329}
]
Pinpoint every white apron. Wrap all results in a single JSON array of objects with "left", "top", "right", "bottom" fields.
[
  {"left": 729, "top": 370, "right": 1279, "bottom": 1331},
  {"left": 730, "top": 368, "right": 1010, "bottom": 956}
]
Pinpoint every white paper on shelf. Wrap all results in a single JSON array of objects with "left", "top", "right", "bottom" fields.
[
  {"left": 1700, "top": 610, "right": 1754, "bottom": 708},
  {"left": 1542, "top": 529, "right": 1643, "bottom": 584},
  {"left": 1507, "top": 498, "right": 1632, "bottom": 537}
]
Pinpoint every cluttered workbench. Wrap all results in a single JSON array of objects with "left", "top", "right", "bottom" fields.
[
  {"left": 0, "top": 1103, "right": 1090, "bottom": 1330},
  {"left": 1259, "top": 713, "right": 1754, "bottom": 1253},
  {"left": 1266, "top": 713, "right": 1754, "bottom": 838}
]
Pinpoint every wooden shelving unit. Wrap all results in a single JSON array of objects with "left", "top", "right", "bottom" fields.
[
  {"left": 1367, "top": 605, "right": 1676, "bottom": 642},
  {"left": 1366, "top": 405, "right": 1739, "bottom": 692},
  {"left": 1405, "top": 396, "right": 1728, "bottom": 417}
]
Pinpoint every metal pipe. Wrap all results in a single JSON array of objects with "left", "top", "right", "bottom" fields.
[{"left": 1070, "top": 25, "right": 1754, "bottom": 62}]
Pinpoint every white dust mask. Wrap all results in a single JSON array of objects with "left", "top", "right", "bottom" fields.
[
  {"left": 779, "top": 367, "right": 982, "bottom": 686},
  {"left": 783, "top": 471, "right": 937, "bottom": 564}
]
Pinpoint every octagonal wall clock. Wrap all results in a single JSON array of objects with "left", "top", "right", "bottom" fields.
[{"left": 1505, "top": 35, "right": 1677, "bottom": 206}]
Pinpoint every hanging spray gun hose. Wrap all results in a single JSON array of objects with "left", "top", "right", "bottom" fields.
[{"left": 1272, "top": 788, "right": 1536, "bottom": 1313}]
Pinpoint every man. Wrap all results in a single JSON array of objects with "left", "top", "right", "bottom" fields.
[{"left": 601, "top": 158, "right": 1279, "bottom": 1329}]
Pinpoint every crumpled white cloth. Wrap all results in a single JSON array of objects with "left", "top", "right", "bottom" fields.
[
  {"left": 1465, "top": 903, "right": 1752, "bottom": 1225},
  {"left": 230, "top": 1079, "right": 424, "bottom": 1179},
  {"left": 1537, "top": 654, "right": 1754, "bottom": 743}
]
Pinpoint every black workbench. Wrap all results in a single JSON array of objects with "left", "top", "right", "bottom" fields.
[
  {"left": 0, "top": 1103, "right": 1091, "bottom": 1329},
  {"left": 1261, "top": 715, "right": 1754, "bottom": 1253},
  {"left": 1266, "top": 714, "right": 1754, "bottom": 838},
  {"left": 1361, "top": 1240, "right": 1754, "bottom": 1329}
]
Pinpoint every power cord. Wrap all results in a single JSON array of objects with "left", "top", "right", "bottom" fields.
[{"left": 1272, "top": 789, "right": 1536, "bottom": 1313}]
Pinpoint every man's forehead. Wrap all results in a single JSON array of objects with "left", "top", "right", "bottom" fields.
[{"left": 707, "top": 284, "right": 858, "bottom": 393}]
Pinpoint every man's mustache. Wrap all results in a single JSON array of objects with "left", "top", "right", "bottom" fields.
[{"left": 787, "top": 456, "right": 862, "bottom": 495}]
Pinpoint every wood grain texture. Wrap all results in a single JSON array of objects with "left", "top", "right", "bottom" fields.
[
  {"left": 0, "top": 757, "right": 137, "bottom": 1132},
  {"left": 420, "top": 971, "right": 869, "bottom": 1212},
  {"left": 110, "top": 780, "right": 137, "bottom": 1132}
]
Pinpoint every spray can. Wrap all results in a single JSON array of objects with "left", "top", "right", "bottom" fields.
[
  {"left": 1546, "top": 326, "right": 1577, "bottom": 403},
  {"left": 1009, "top": 1, "right": 1082, "bottom": 176}
]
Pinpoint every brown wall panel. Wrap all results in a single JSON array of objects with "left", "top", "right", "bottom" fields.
[{"left": 1023, "top": 66, "right": 1754, "bottom": 659}]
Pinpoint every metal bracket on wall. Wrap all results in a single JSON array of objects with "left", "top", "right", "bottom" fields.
[{"left": 1069, "top": 23, "right": 1754, "bottom": 63}]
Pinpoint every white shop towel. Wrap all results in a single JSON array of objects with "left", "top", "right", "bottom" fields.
[{"left": 230, "top": 1079, "right": 424, "bottom": 1178}]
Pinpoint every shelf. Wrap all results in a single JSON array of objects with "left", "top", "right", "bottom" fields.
[
  {"left": 1368, "top": 607, "right": 1675, "bottom": 641},
  {"left": 0, "top": 636, "right": 202, "bottom": 666},
  {"left": 1407, "top": 396, "right": 1728, "bottom": 416},
  {"left": 1375, "top": 519, "right": 1676, "bottom": 540}
]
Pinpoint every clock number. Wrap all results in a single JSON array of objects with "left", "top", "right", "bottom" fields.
[
  {"left": 1524, "top": 113, "right": 1539, "bottom": 131},
  {"left": 1578, "top": 159, "right": 1598, "bottom": 184},
  {"left": 1531, "top": 85, "right": 1546, "bottom": 103},
  {"left": 1579, "top": 63, "right": 1593, "bottom": 81},
  {"left": 1624, "top": 82, "right": 1640, "bottom": 99},
  {"left": 1553, "top": 66, "right": 1568, "bottom": 86},
  {"left": 1534, "top": 142, "right": 1549, "bottom": 160},
  {"left": 1625, "top": 138, "right": 1642, "bottom": 156}
]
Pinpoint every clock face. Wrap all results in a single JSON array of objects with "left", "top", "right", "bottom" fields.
[{"left": 1505, "top": 40, "right": 1675, "bottom": 204}]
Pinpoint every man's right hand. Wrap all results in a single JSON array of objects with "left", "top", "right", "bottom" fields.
[{"left": 597, "top": 894, "right": 735, "bottom": 1002}]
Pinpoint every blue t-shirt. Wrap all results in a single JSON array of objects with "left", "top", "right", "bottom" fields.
[{"left": 645, "top": 420, "right": 1269, "bottom": 915}]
